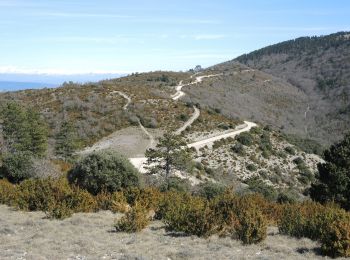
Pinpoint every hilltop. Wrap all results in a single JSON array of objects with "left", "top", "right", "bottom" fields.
[{"left": 234, "top": 31, "right": 350, "bottom": 145}]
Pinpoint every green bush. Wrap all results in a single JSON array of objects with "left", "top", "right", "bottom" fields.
[
  {"left": 1, "top": 152, "right": 35, "bottom": 183},
  {"left": 15, "top": 177, "right": 97, "bottom": 219},
  {"left": 236, "top": 132, "right": 254, "bottom": 146},
  {"left": 115, "top": 203, "right": 149, "bottom": 232},
  {"left": 236, "top": 207, "right": 267, "bottom": 244},
  {"left": 245, "top": 177, "right": 278, "bottom": 201},
  {"left": 161, "top": 192, "right": 216, "bottom": 237},
  {"left": 159, "top": 176, "right": 190, "bottom": 193},
  {"left": 197, "top": 182, "right": 225, "bottom": 200},
  {"left": 278, "top": 202, "right": 350, "bottom": 257},
  {"left": 68, "top": 150, "right": 140, "bottom": 195},
  {"left": 231, "top": 143, "right": 245, "bottom": 155},
  {"left": 284, "top": 146, "right": 296, "bottom": 155},
  {"left": 246, "top": 163, "right": 257, "bottom": 172}
]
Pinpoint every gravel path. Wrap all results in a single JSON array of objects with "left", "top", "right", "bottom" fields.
[
  {"left": 188, "top": 121, "right": 257, "bottom": 150},
  {"left": 174, "top": 106, "right": 200, "bottom": 135}
]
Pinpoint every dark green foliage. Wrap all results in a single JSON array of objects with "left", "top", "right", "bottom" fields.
[
  {"left": 283, "top": 134, "right": 324, "bottom": 155},
  {"left": 284, "top": 146, "right": 296, "bottom": 155},
  {"left": 68, "top": 150, "right": 140, "bottom": 195},
  {"left": 245, "top": 177, "right": 278, "bottom": 201},
  {"left": 0, "top": 152, "right": 34, "bottom": 183},
  {"left": 259, "top": 132, "right": 272, "bottom": 152},
  {"left": 1, "top": 103, "right": 48, "bottom": 157},
  {"left": 231, "top": 143, "right": 245, "bottom": 155},
  {"left": 55, "top": 121, "right": 79, "bottom": 161},
  {"left": 246, "top": 163, "right": 257, "bottom": 172},
  {"left": 310, "top": 133, "right": 350, "bottom": 209},
  {"left": 277, "top": 192, "right": 297, "bottom": 204},
  {"left": 197, "top": 182, "right": 225, "bottom": 200},
  {"left": 236, "top": 132, "right": 254, "bottom": 146},
  {"left": 159, "top": 177, "right": 191, "bottom": 193},
  {"left": 25, "top": 109, "right": 48, "bottom": 157},
  {"left": 146, "top": 133, "right": 189, "bottom": 190}
]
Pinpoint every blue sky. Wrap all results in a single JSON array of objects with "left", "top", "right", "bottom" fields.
[{"left": 0, "top": 0, "right": 349, "bottom": 75}]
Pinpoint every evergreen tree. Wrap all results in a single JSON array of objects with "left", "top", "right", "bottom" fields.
[
  {"left": 310, "top": 133, "right": 350, "bottom": 209},
  {"left": 26, "top": 108, "right": 48, "bottom": 157},
  {"left": 1, "top": 103, "right": 31, "bottom": 153},
  {"left": 145, "top": 132, "right": 190, "bottom": 190},
  {"left": 55, "top": 121, "right": 79, "bottom": 161}
]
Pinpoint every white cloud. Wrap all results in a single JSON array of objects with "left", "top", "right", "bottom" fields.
[{"left": 0, "top": 66, "right": 130, "bottom": 75}]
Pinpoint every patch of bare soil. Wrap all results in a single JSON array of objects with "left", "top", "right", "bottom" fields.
[
  {"left": 78, "top": 126, "right": 162, "bottom": 158},
  {"left": 0, "top": 205, "right": 330, "bottom": 260}
]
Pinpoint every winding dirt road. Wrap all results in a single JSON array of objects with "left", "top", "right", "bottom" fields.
[
  {"left": 78, "top": 73, "right": 257, "bottom": 175},
  {"left": 174, "top": 106, "right": 200, "bottom": 135},
  {"left": 172, "top": 74, "right": 222, "bottom": 101}
]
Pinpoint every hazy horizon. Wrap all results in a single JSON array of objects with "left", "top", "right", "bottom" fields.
[{"left": 1, "top": 1, "right": 349, "bottom": 75}]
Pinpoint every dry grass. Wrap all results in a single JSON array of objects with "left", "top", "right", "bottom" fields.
[{"left": 0, "top": 205, "right": 329, "bottom": 259}]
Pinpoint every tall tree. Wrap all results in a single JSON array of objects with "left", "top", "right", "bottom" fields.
[
  {"left": 1, "top": 103, "right": 48, "bottom": 156},
  {"left": 26, "top": 108, "right": 48, "bottom": 157},
  {"left": 1, "top": 103, "right": 30, "bottom": 153},
  {"left": 145, "top": 132, "right": 190, "bottom": 190},
  {"left": 55, "top": 121, "right": 79, "bottom": 161},
  {"left": 310, "top": 133, "right": 350, "bottom": 209}
]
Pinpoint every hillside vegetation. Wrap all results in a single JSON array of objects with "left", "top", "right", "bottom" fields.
[{"left": 235, "top": 31, "right": 350, "bottom": 145}]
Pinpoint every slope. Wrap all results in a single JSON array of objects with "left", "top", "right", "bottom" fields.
[{"left": 235, "top": 31, "right": 350, "bottom": 145}]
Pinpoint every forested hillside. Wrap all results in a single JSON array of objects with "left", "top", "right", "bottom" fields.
[{"left": 234, "top": 31, "right": 350, "bottom": 145}]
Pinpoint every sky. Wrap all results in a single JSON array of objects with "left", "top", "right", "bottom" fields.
[{"left": 0, "top": 0, "right": 349, "bottom": 76}]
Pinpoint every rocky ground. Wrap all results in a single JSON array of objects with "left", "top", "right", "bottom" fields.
[{"left": 0, "top": 205, "right": 337, "bottom": 260}]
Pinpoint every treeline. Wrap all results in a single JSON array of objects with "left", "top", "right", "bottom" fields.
[
  {"left": 236, "top": 31, "right": 350, "bottom": 62},
  {"left": 0, "top": 103, "right": 79, "bottom": 182}
]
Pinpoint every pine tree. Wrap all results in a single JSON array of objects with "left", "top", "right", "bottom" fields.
[
  {"left": 55, "top": 121, "right": 79, "bottom": 161},
  {"left": 145, "top": 132, "right": 190, "bottom": 190},
  {"left": 26, "top": 108, "right": 48, "bottom": 157},
  {"left": 310, "top": 133, "right": 350, "bottom": 209}
]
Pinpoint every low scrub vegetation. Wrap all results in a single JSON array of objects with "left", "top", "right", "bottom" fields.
[{"left": 0, "top": 177, "right": 349, "bottom": 257}]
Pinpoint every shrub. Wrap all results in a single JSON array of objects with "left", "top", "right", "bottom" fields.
[
  {"left": 231, "top": 143, "right": 245, "bottom": 156},
  {"left": 284, "top": 146, "right": 296, "bottom": 155},
  {"left": 236, "top": 207, "right": 267, "bottom": 244},
  {"left": 159, "top": 177, "right": 191, "bottom": 193},
  {"left": 161, "top": 192, "right": 216, "bottom": 237},
  {"left": 321, "top": 214, "right": 350, "bottom": 257},
  {"left": 15, "top": 178, "right": 97, "bottom": 219},
  {"left": 68, "top": 150, "right": 140, "bottom": 195},
  {"left": 96, "top": 190, "right": 129, "bottom": 213},
  {"left": 246, "top": 163, "right": 257, "bottom": 172},
  {"left": 115, "top": 203, "right": 149, "bottom": 232},
  {"left": 278, "top": 202, "right": 350, "bottom": 257},
  {"left": 245, "top": 177, "right": 278, "bottom": 201},
  {"left": 0, "top": 179, "right": 17, "bottom": 205},
  {"left": 197, "top": 182, "right": 225, "bottom": 200},
  {"left": 236, "top": 132, "right": 254, "bottom": 146},
  {"left": 1, "top": 152, "right": 35, "bottom": 183}
]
